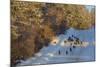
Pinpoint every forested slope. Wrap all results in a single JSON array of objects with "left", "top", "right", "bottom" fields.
[{"left": 11, "top": 1, "right": 95, "bottom": 65}]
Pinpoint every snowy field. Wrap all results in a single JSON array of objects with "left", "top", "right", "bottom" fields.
[{"left": 17, "top": 26, "right": 95, "bottom": 66}]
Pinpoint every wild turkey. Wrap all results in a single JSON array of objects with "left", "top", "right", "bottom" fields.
[
  {"left": 58, "top": 50, "right": 61, "bottom": 55},
  {"left": 66, "top": 50, "right": 68, "bottom": 55},
  {"left": 69, "top": 47, "right": 72, "bottom": 52},
  {"left": 73, "top": 45, "right": 76, "bottom": 48}
]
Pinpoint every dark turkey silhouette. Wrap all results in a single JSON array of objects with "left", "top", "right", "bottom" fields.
[
  {"left": 73, "top": 45, "right": 76, "bottom": 49},
  {"left": 66, "top": 50, "right": 68, "bottom": 55},
  {"left": 58, "top": 50, "right": 61, "bottom": 55},
  {"left": 68, "top": 37, "right": 73, "bottom": 41},
  {"left": 69, "top": 47, "right": 72, "bottom": 52}
]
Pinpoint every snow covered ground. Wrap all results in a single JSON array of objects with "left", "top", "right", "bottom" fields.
[{"left": 17, "top": 27, "right": 95, "bottom": 66}]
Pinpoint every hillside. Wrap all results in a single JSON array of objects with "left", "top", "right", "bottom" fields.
[{"left": 11, "top": 1, "right": 95, "bottom": 66}]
